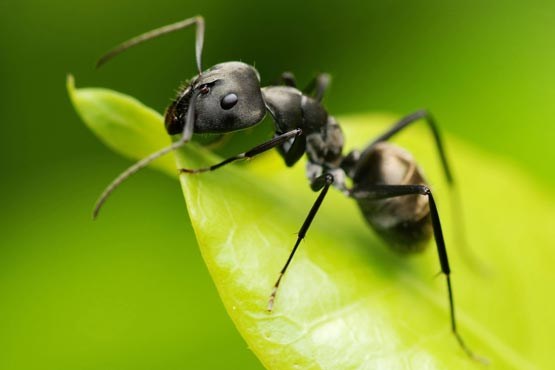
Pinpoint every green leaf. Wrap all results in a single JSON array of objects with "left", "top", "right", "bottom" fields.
[
  {"left": 68, "top": 76, "right": 553, "bottom": 369},
  {"left": 67, "top": 74, "right": 175, "bottom": 177}
]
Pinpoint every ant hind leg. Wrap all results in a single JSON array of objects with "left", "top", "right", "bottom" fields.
[{"left": 350, "top": 184, "right": 487, "bottom": 363}]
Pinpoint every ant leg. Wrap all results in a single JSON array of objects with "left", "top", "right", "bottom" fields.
[
  {"left": 97, "top": 16, "right": 205, "bottom": 74},
  {"left": 352, "top": 111, "right": 487, "bottom": 273},
  {"left": 356, "top": 110, "right": 452, "bottom": 184},
  {"left": 303, "top": 73, "right": 331, "bottom": 102},
  {"left": 350, "top": 185, "right": 486, "bottom": 363},
  {"left": 179, "top": 128, "right": 303, "bottom": 174},
  {"left": 276, "top": 129, "right": 307, "bottom": 167},
  {"left": 268, "top": 173, "right": 334, "bottom": 311},
  {"left": 280, "top": 71, "right": 297, "bottom": 87},
  {"left": 278, "top": 72, "right": 330, "bottom": 101}
]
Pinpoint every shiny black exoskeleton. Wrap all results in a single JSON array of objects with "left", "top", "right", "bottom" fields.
[{"left": 93, "top": 16, "right": 484, "bottom": 361}]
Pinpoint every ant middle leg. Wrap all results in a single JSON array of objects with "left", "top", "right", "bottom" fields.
[
  {"left": 268, "top": 173, "right": 335, "bottom": 311},
  {"left": 303, "top": 73, "right": 331, "bottom": 102},
  {"left": 279, "top": 72, "right": 331, "bottom": 102},
  {"left": 280, "top": 71, "right": 297, "bottom": 87}
]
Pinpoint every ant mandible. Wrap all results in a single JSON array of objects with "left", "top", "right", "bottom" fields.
[{"left": 94, "top": 16, "right": 483, "bottom": 361}]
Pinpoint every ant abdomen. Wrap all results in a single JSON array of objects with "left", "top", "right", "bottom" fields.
[{"left": 351, "top": 142, "right": 432, "bottom": 253}]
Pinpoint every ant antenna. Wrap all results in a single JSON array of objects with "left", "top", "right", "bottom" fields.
[
  {"left": 96, "top": 16, "right": 205, "bottom": 74},
  {"left": 92, "top": 92, "right": 199, "bottom": 219}
]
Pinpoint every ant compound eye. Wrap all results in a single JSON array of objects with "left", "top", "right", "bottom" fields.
[
  {"left": 199, "top": 84, "right": 210, "bottom": 95},
  {"left": 220, "top": 93, "right": 238, "bottom": 110}
]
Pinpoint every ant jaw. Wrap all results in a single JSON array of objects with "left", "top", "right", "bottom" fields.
[{"left": 165, "top": 86, "right": 194, "bottom": 135}]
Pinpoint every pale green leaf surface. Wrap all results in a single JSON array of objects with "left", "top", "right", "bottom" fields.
[
  {"left": 68, "top": 76, "right": 554, "bottom": 370},
  {"left": 67, "top": 75, "right": 175, "bottom": 176}
]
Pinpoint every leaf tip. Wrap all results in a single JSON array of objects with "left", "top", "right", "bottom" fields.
[
  {"left": 66, "top": 73, "right": 75, "bottom": 90},
  {"left": 66, "top": 73, "right": 77, "bottom": 104}
]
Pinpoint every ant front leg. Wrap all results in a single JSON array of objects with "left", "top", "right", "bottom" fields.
[
  {"left": 350, "top": 185, "right": 487, "bottom": 363},
  {"left": 179, "top": 129, "right": 302, "bottom": 174},
  {"left": 268, "top": 173, "right": 334, "bottom": 311}
]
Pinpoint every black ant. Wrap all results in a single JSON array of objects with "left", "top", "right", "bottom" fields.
[{"left": 94, "top": 16, "right": 484, "bottom": 362}]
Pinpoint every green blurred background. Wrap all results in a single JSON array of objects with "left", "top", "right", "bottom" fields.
[{"left": 1, "top": 1, "right": 554, "bottom": 369}]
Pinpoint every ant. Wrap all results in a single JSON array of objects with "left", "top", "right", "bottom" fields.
[{"left": 94, "top": 16, "right": 484, "bottom": 362}]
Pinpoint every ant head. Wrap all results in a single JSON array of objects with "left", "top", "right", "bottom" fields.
[{"left": 165, "top": 62, "right": 266, "bottom": 135}]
